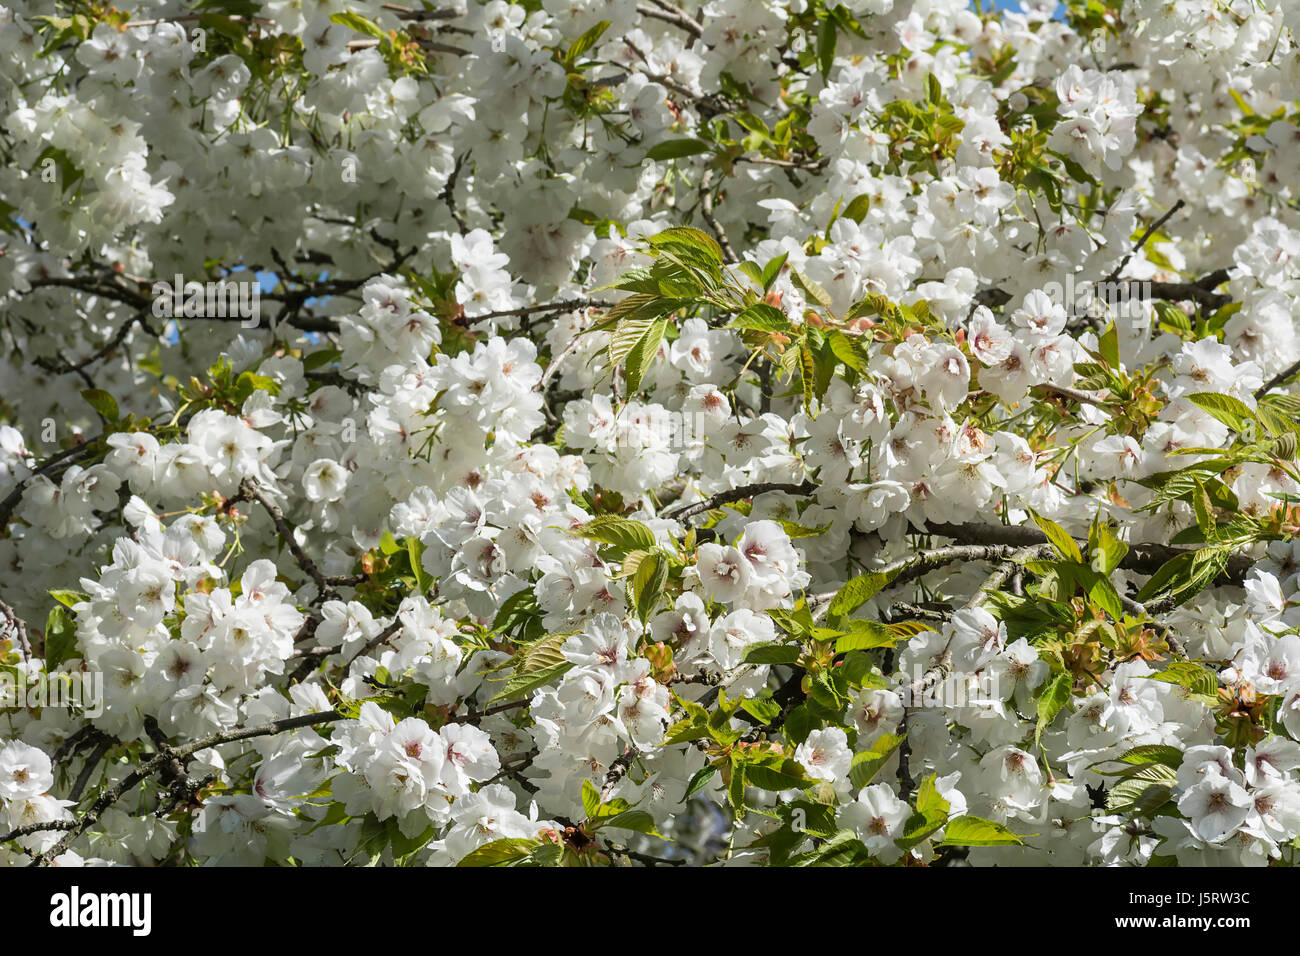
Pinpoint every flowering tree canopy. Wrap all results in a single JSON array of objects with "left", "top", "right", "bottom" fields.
[{"left": 1, "top": 0, "right": 1299, "bottom": 868}]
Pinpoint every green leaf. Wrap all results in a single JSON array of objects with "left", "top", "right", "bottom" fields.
[
  {"left": 731, "top": 111, "right": 771, "bottom": 140},
  {"left": 329, "top": 11, "right": 385, "bottom": 38},
  {"left": 737, "top": 261, "right": 765, "bottom": 288},
  {"left": 925, "top": 72, "right": 942, "bottom": 106},
  {"left": 779, "top": 519, "right": 833, "bottom": 539},
  {"left": 457, "top": 838, "right": 541, "bottom": 867},
  {"left": 581, "top": 779, "right": 602, "bottom": 819},
  {"left": 1135, "top": 546, "right": 1230, "bottom": 606},
  {"left": 840, "top": 651, "right": 886, "bottom": 689},
  {"left": 1073, "top": 565, "right": 1124, "bottom": 620},
  {"left": 648, "top": 226, "right": 725, "bottom": 266},
  {"left": 848, "top": 733, "right": 905, "bottom": 789},
  {"left": 1091, "top": 745, "right": 1185, "bottom": 774},
  {"left": 1033, "top": 670, "right": 1072, "bottom": 750},
  {"left": 488, "top": 645, "right": 576, "bottom": 704},
  {"left": 405, "top": 536, "right": 428, "bottom": 593},
  {"left": 302, "top": 347, "right": 343, "bottom": 372},
  {"left": 827, "top": 567, "right": 901, "bottom": 624},
  {"left": 895, "top": 774, "right": 951, "bottom": 851},
  {"left": 767, "top": 600, "right": 814, "bottom": 639},
  {"left": 1088, "top": 518, "right": 1128, "bottom": 576},
  {"left": 607, "top": 314, "right": 657, "bottom": 366},
  {"left": 645, "top": 138, "right": 713, "bottom": 161},
  {"left": 740, "top": 696, "right": 782, "bottom": 724},
  {"left": 726, "top": 303, "right": 790, "bottom": 333},
  {"left": 1259, "top": 393, "right": 1300, "bottom": 439},
  {"left": 840, "top": 195, "right": 871, "bottom": 225},
  {"left": 565, "top": 19, "right": 609, "bottom": 63},
  {"left": 1184, "top": 392, "right": 1256, "bottom": 432},
  {"left": 628, "top": 550, "right": 668, "bottom": 625},
  {"left": 81, "top": 389, "right": 119, "bottom": 423},
  {"left": 826, "top": 329, "right": 868, "bottom": 373},
  {"left": 1053, "top": 149, "right": 1098, "bottom": 188},
  {"left": 1106, "top": 764, "right": 1176, "bottom": 813},
  {"left": 728, "top": 755, "right": 747, "bottom": 812},
  {"left": 1138, "top": 462, "right": 1239, "bottom": 514},
  {"left": 846, "top": 293, "right": 895, "bottom": 322},
  {"left": 1098, "top": 322, "right": 1120, "bottom": 369},
  {"left": 788, "top": 830, "right": 871, "bottom": 866},
  {"left": 937, "top": 815, "right": 1025, "bottom": 847},
  {"left": 492, "top": 586, "right": 543, "bottom": 642},
  {"left": 791, "top": 270, "right": 833, "bottom": 310},
  {"left": 43, "top": 605, "right": 78, "bottom": 671},
  {"left": 1030, "top": 509, "right": 1082, "bottom": 562},
  {"left": 1143, "top": 661, "right": 1218, "bottom": 698},
  {"left": 833, "top": 620, "right": 899, "bottom": 653},
  {"left": 600, "top": 809, "right": 661, "bottom": 836},
  {"left": 816, "top": 15, "right": 837, "bottom": 79},
  {"left": 571, "top": 516, "right": 658, "bottom": 556},
  {"left": 48, "top": 589, "right": 85, "bottom": 609},
  {"left": 760, "top": 253, "right": 788, "bottom": 291},
  {"left": 623, "top": 317, "right": 668, "bottom": 393},
  {"left": 662, "top": 718, "right": 712, "bottom": 746},
  {"left": 684, "top": 764, "right": 719, "bottom": 800},
  {"left": 743, "top": 754, "right": 817, "bottom": 792},
  {"left": 1191, "top": 479, "right": 1218, "bottom": 540},
  {"left": 741, "top": 642, "right": 802, "bottom": 665},
  {"left": 798, "top": 343, "right": 817, "bottom": 410},
  {"left": 34, "top": 146, "right": 85, "bottom": 193},
  {"left": 779, "top": 800, "right": 838, "bottom": 840}
]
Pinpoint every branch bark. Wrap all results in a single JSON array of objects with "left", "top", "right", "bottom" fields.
[
  {"left": 1256, "top": 356, "right": 1300, "bottom": 399},
  {"left": 661, "top": 480, "right": 816, "bottom": 522},
  {"left": 28, "top": 708, "right": 349, "bottom": 865},
  {"left": 0, "top": 596, "right": 32, "bottom": 659},
  {"left": 237, "top": 479, "right": 338, "bottom": 601}
]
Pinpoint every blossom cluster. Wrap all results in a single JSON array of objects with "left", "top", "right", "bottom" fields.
[{"left": 0, "top": 0, "right": 1298, "bottom": 868}]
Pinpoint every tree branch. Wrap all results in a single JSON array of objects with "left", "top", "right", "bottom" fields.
[
  {"left": 1104, "top": 199, "right": 1185, "bottom": 285},
  {"left": 917, "top": 521, "right": 1250, "bottom": 581},
  {"left": 698, "top": 167, "right": 738, "bottom": 264},
  {"left": 0, "top": 438, "right": 101, "bottom": 534},
  {"left": 29, "top": 709, "right": 349, "bottom": 865},
  {"left": 237, "top": 479, "right": 338, "bottom": 601},
  {"left": 0, "top": 821, "right": 74, "bottom": 846},
  {"left": 635, "top": 1, "right": 703, "bottom": 39},
  {"left": 1256, "top": 356, "right": 1300, "bottom": 399},
  {"left": 661, "top": 480, "right": 816, "bottom": 522},
  {"left": 0, "top": 596, "right": 32, "bottom": 659}
]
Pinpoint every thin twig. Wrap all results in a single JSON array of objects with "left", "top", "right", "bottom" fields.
[
  {"left": 68, "top": 740, "right": 112, "bottom": 803},
  {"left": 30, "top": 709, "right": 348, "bottom": 865},
  {"left": 661, "top": 480, "right": 816, "bottom": 522},
  {"left": 1104, "top": 199, "right": 1185, "bottom": 285},
  {"left": 344, "top": 619, "right": 406, "bottom": 668},
  {"left": 1256, "top": 357, "right": 1300, "bottom": 399},
  {"left": 635, "top": 1, "right": 703, "bottom": 38},
  {"left": 901, "top": 545, "right": 1053, "bottom": 705},
  {"left": 0, "top": 821, "right": 75, "bottom": 844},
  {"left": 238, "top": 479, "right": 337, "bottom": 601},
  {"left": 0, "top": 597, "right": 32, "bottom": 659},
  {"left": 0, "top": 439, "right": 102, "bottom": 533},
  {"left": 1118, "top": 593, "right": 1186, "bottom": 657},
  {"left": 698, "top": 167, "right": 738, "bottom": 264}
]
